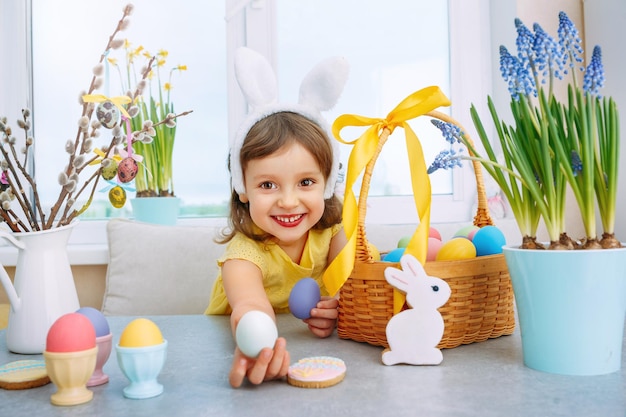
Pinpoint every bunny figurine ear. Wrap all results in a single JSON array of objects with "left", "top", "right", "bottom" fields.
[{"left": 230, "top": 47, "right": 349, "bottom": 200}]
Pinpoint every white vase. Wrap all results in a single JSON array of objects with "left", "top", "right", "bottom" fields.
[{"left": 0, "top": 222, "right": 80, "bottom": 354}]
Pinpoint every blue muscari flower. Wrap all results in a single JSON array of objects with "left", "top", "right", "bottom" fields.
[
  {"left": 431, "top": 120, "right": 463, "bottom": 144},
  {"left": 427, "top": 149, "right": 463, "bottom": 174},
  {"left": 570, "top": 150, "right": 583, "bottom": 176},
  {"left": 499, "top": 46, "right": 535, "bottom": 99},
  {"left": 583, "top": 46, "right": 605, "bottom": 96},
  {"left": 557, "top": 11, "right": 584, "bottom": 75},
  {"left": 532, "top": 23, "right": 564, "bottom": 82},
  {"left": 515, "top": 18, "right": 534, "bottom": 67}
]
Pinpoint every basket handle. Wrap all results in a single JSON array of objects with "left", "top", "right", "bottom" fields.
[{"left": 354, "top": 112, "right": 495, "bottom": 262}]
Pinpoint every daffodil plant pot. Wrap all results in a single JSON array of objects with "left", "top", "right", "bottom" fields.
[
  {"left": 130, "top": 197, "right": 181, "bottom": 226},
  {"left": 503, "top": 246, "right": 626, "bottom": 376}
]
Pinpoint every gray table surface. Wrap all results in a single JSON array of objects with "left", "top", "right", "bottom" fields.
[{"left": 1, "top": 314, "right": 624, "bottom": 417}]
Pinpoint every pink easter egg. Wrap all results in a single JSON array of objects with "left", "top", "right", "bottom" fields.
[
  {"left": 427, "top": 237, "right": 443, "bottom": 261},
  {"left": 429, "top": 227, "right": 442, "bottom": 241}
]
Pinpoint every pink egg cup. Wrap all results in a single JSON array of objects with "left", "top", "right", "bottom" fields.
[
  {"left": 87, "top": 333, "right": 112, "bottom": 387},
  {"left": 43, "top": 346, "right": 97, "bottom": 406}
]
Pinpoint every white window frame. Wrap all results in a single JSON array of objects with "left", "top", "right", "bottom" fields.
[{"left": 0, "top": 0, "right": 493, "bottom": 265}]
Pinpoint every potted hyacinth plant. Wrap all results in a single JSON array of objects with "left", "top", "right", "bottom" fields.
[{"left": 428, "top": 11, "right": 626, "bottom": 376}]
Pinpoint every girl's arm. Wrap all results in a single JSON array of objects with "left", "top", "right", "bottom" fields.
[
  {"left": 303, "top": 227, "right": 348, "bottom": 338},
  {"left": 221, "top": 259, "right": 290, "bottom": 387}
]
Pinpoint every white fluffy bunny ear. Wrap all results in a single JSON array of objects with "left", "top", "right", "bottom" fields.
[
  {"left": 299, "top": 56, "right": 350, "bottom": 112},
  {"left": 234, "top": 47, "right": 278, "bottom": 110},
  {"left": 230, "top": 47, "right": 349, "bottom": 200}
]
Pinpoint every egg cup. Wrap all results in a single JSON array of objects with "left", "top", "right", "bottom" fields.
[
  {"left": 116, "top": 340, "right": 168, "bottom": 399},
  {"left": 87, "top": 333, "right": 113, "bottom": 387},
  {"left": 43, "top": 347, "right": 97, "bottom": 406}
]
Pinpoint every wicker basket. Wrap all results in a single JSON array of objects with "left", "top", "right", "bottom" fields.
[{"left": 336, "top": 110, "right": 516, "bottom": 349}]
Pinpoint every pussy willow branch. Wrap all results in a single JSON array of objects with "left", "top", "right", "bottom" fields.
[{"left": 45, "top": 6, "right": 133, "bottom": 229}]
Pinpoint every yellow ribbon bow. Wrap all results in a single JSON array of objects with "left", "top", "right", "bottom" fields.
[
  {"left": 82, "top": 94, "right": 132, "bottom": 118},
  {"left": 321, "top": 86, "right": 451, "bottom": 313}
]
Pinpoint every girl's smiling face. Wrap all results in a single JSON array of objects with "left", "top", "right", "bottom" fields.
[{"left": 239, "top": 141, "right": 326, "bottom": 256}]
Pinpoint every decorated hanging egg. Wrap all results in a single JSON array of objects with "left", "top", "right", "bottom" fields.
[
  {"left": 436, "top": 237, "right": 476, "bottom": 261},
  {"left": 96, "top": 101, "right": 120, "bottom": 129},
  {"left": 472, "top": 225, "right": 506, "bottom": 256},
  {"left": 101, "top": 159, "right": 118, "bottom": 181},
  {"left": 117, "top": 157, "right": 138, "bottom": 183},
  {"left": 235, "top": 311, "right": 278, "bottom": 358},
  {"left": 108, "top": 186, "right": 126, "bottom": 208},
  {"left": 289, "top": 278, "right": 321, "bottom": 319}
]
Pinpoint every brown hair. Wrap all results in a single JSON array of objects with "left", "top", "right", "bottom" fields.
[{"left": 219, "top": 112, "right": 342, "bottom": 243}]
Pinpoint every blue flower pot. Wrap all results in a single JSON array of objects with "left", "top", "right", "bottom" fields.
[
  {"left": 503, "top": 246, "right": 626, "bottom": 375},
  {"left": 130, "top": 197, "right": 180, "bottom": 226}
]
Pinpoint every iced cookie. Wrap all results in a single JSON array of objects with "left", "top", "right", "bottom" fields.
[
  {"left": 287, "top": 356, "right": 346, "bottom": 388},
  {"left": 0, "top": 360, "right": 50, "bottom": 390}
]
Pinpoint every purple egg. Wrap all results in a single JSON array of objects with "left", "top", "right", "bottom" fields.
[
  {"left": 289, "top": 278, "right": 321, "bottom": 320},
  {"left": 76, "top": 307, "right": 111, "bottom": 337}
]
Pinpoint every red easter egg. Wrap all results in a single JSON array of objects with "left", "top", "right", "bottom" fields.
[
  {"left": 46, "top": 313, "right": 96, "bottom": 353},
  {"left": 117, "top": 157, "right": 138, "bottom": 183}
]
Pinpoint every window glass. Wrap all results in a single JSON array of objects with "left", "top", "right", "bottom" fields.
[
  {"left": 276, "top": 0, "right": 451, "bottom": 196},
  {"left": 31, "top": 0, "right": 229, "bottom": 220}
]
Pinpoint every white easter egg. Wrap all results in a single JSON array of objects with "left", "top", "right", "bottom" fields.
[{"left": 235, "top": 311, "right": 278, "bottom": 358}]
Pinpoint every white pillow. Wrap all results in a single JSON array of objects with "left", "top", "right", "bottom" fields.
[{"left": 102, "top": 218, "right": 221, "bottom": 316}]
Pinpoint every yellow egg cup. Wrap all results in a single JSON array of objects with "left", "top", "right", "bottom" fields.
[{"left": 44, "top": 347, "right": 97, "bottom": 406}]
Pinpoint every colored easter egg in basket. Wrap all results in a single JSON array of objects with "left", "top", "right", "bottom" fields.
[
  {"left": 397, "top": 235, "right": 411, "bottom": 248},
  {"left": 236, "top": 311, "right": 278, "bottom": 358},
  {"left": 117, "top": 157, "right": 138, "bottom": 183},
  {"left": 119, "top": 318, "right": 164, "bottom": 348},
  {"left": 436, "top": 237, "right": 476, "bottom": 261},
  {"left": 101, "top": 159, "right": 118, "bottom": 181},
  {"left": 108, "top": 185, "right": 126, "bottom": 208},
  {"left": 429, "top": 227, "right": 442, "bottom": 241},
  {"left": 383, "top": 247, "right": 405, "bottom": 263},
  {"left": 368, "top": 242, "right": 381, "bottom": 261},
  {"left": 96, "top": 101, "right": 120, "bottom": 129},
  {"left": 472, "top": 225, "right": 506, "bottom": 256},
  {"left": 289, "top": 278, "right": 321, "bottom": 319},
  {"left": 426, "top": 237, "right": 443, "bottom": 261},
  {"left": 453, "top": 225, "right": 479, "bottom": 239}
]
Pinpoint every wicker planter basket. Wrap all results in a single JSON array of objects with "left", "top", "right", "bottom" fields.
[{"left": 336, "top": 110, "right": 516, "bottom": 349}]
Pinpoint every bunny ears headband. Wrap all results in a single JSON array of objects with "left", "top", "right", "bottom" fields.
[{"left": 230, "top": 47, "right": 350, "bottom": 199}]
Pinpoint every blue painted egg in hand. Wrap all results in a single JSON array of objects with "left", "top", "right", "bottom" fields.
[
  {"left": 472, "top": 225, "right": 506, "bottom": 256},
  {"left": 289, "top": 278, "right": 321, "bottom": 319}
]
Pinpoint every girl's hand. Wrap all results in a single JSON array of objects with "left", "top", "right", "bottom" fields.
[
  {"left": 304, "top": 296, "right": 338, "bottom": 338},
  {"left": 229, "top": 337, "right": 290, "bottom": 388}
]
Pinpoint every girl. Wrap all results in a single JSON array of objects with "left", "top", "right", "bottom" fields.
[
  {"left": 205, "top": 45, "right": 349, "bottom": 389},
  {"left": 206, "top": 111, "right": 347, "bottom": 388}
]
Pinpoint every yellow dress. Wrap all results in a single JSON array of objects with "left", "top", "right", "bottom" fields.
[{"left": 205, "top": 224, "right": 341, "bottom": 315}]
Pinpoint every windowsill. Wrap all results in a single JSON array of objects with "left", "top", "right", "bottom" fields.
[{"left": 0, "top": 244, "right": 109, "bottom": 267}]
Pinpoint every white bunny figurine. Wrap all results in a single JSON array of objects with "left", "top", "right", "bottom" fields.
[{"left": 382, "top": 253, "right": 451, "bottom": 366}]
